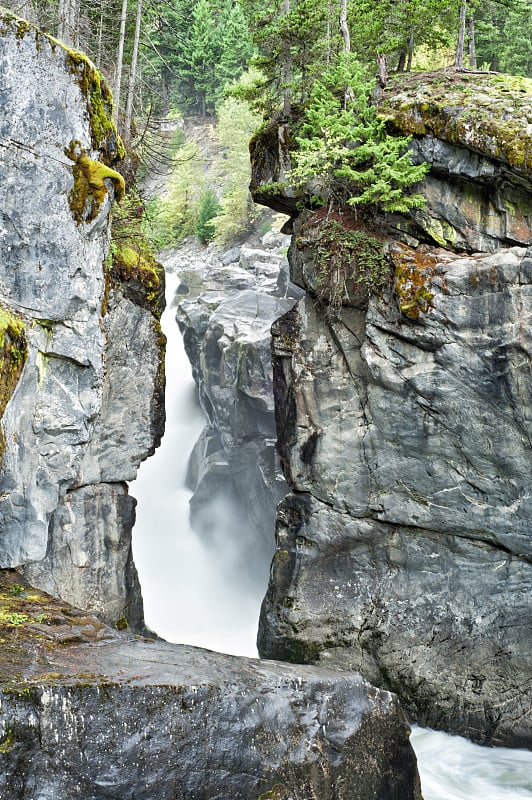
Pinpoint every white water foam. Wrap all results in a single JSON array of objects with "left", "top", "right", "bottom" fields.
[{"left": 132, "top": 271, "right": 261, "bottom": 656}]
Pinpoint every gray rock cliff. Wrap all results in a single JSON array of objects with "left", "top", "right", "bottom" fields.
[
  {"left": 171, "top": 237, "right": 303, "bottom": 580},
  {"left": 251, "top": 70, "right": 532, "bottom": 747},
  {"left": 0, "top": 24, "right": 423, "bottom": 799},
  {"left": 0, "top": 14, "right": 164, "bottom": 631}
]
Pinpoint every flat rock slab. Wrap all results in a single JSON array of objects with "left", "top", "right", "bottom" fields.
[{"left": 0, "top": 571, "right": 420, "bottom": 800}]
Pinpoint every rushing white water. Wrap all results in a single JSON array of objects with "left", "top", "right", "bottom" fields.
[
  {"left": 411, "top": 727, "right": 532, "bottom": 800},
  {"left": 132, "top": 271, "right": 263, "bottom": 656},
  {"left": 132, "top": 267, "right": 532, "bottom": 800}
]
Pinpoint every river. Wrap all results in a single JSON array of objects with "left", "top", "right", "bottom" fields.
[{"left": 132, "top": 268, "right": 532, "bottom": 800}]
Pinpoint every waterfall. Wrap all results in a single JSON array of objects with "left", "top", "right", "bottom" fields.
[
  {"left": 132, "top": 270, "right": 263, "bottom": 656},
  {"left": 132, "top": 265, "right": 532, "bottom": 800}
]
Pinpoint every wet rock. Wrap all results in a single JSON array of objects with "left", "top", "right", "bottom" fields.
[
  {"left": 251, "top": 71, "right": 532, "bottom": 746},
  {"left": 170, "top": 238, "right": 301, "bottom": 575},
  {"left": 0, "top": 573, "right": 420, "bottom": 800}
]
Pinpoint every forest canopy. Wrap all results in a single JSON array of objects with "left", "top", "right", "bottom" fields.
[{"left": 1, "top": 0, "right": 530, "bottom": 129}]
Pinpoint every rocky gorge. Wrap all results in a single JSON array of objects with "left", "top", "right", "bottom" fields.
[
  {"left": 0, "top": 13, "right": 422, "bottom": 798},
  {"left": 250, "top": 70, "right": 532, "bottom": 747}
]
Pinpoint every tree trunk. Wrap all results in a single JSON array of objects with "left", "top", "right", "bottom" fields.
[
  {"left": 468, "top": 13, "right": 476, "bottom": 68},
  {"left": 125, "top": 0, "right": 143, "bottom": 138},
  {"left": 397, "top": 49, "right": 407, "bottom": 72},
  {"left": 455, "top": 0, "right": 467, "bottom": 68},
  {"left": 282, "top": 0, "right": 291, "bottom": 117},
  {"left": 377, "top": 53, "right": 388, "bottom": 88},
  {"left": 57, "top": 0, "right": 70, "bottom": 43},
  {"left": 339, "top": 0, "right": 350, "bottom": 53},
  {"left": 96, "top": 3, "right": 104, "bottom": 69},
  {"left": 114, "top": 0, "right": 129, "bottom": 125},
  {"left": 406, "top": 28, "right": 414, "bottom": 71}
]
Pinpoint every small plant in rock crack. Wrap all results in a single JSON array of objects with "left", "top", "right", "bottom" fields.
[{"left": 312, "top": 219, "right": 390, "bottom": 309}]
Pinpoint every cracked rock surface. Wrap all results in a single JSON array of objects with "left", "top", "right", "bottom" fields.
[
  {"left": 0, "top": 17, "right": 164, "bottom": 631},
  {"left": 251, "top": 73, "right": 532, "bottom": 747},
  {"left": 0, "top": 570, "right": 421, "bottom": 800}
]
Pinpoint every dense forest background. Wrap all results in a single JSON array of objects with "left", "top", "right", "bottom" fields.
[
  {"left": 4, "top": 0, "right": 531, "bottom": 126},
  {"left": 3, "top": 0, "right": 531, "bottom": 244}
]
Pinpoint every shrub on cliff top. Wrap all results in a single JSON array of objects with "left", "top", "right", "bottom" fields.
[{"left": 290, "top": 53, "right": 429, "bottom": 214}]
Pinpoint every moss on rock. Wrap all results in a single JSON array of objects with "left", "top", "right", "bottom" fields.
[
  {"left": 64, "top": 49, "right": 125, "bottom": 164},
  {"left": 65, "top": 141, "right": 125, "bottom": 224},
  {"left": 0, "top": 308, "right": 27, "bottom": 467},
  {"left": 390, "top": 242, "right": 440, "bottom": 320},
  {"left": 107, "top": 191, "right": 164, "bottom": 319},
  {"left": 379, "top": 69, "right": 532, "bottom": 176}
]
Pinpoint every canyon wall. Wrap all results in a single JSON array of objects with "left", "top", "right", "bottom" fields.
[
  {"left": 0, "top": 17, "right": 422, "bottom": 799},
  {"left": 173, "top": 236, "right": 303, "bottom": 581},
  {"left": 0, "top": 14, "right": 165, "bottom": 631},
  {"left": 251, "top": 70, "right": 532, "bottom": 747}
]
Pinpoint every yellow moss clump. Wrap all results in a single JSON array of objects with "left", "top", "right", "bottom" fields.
[
  {"left": 112, "top": 244, "right": 159, "bottom": 295},
  {"left": 65, "top": 49, "right": 125, "bottom": 164},
  {"left": 0, "top": 307, "right": 28, "bottom": 465},
  {"left": 66, "top": 142, "right": 125, "bottom": 224},
  {"left": 107, "top": 191, "right": 164, "bottom": 318},
  {"left": 390, "top": 243, "right": 439, "bottom": 320}
]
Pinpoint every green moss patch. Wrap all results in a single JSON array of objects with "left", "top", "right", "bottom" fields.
[
  {"left": 65, "top": 141, "right": 125, "bottom": 224},
  {"left": 108, "top": 192, "right": 164, "bottom": 318},
  {"left": 65, "top": 49, "right": 125, "bottom": 164},
  {"left": 0, "top": 570, "right": 110, "bottom": 690},
  {"left": 379, "top": 69, "right": 532, "bottom": 175},
  {"left": 296, "top": 209, "right": 391, "bottom": 311},
  {"left": 0, "top": 11, "right": 123, "bottom": 164},
  {"left": 0, "top": 308, "right": 27, "bottom": 466}
]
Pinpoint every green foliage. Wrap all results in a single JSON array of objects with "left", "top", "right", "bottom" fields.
[
  {"left": 215, "top": 1, "right": 254, "bottom": 99},
  {"left": 211, "top": 86, "right": 262, "bottom": 243},
  {"left": 310, "top": 217, "right": 390, "bottom": 309},
  {"left": 196, "top": 189, "right": 222, "bottom": 243},
  {"left": 109, "top": 191, "right": 163, "bottom": 315},
  {"left": 147, "top": 141, "right": 206, "bottom": 246},
  {"left": 290, "top": 54, "right": 429, "bottom": 214}
]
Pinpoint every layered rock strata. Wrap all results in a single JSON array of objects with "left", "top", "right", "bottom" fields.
[
  {"left": 172, "top": 236, "right": 303, "bottom": 579},
  {"left": 0, "top": 15, "right": 164, "bottom": 630},
  {"left": 252, "top": 70, "right": 532, "bottom": 747},
  {"left": 0, "top": 570, "right": 421, "bottom": 800}
]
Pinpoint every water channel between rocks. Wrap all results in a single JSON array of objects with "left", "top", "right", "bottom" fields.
[{"left": 132, "top": 266, "right": 532, "bottom": 800}]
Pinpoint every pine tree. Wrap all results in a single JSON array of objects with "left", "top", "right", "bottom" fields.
[
  {"left": 290, "top": 53, "right": 429, "bottom": 213},
  {"left": 196, "top": 189, "right": 221, "bottom": 242},
  {"left": 215, "top": 1, "right": 254, "bottom": 98},
  {"left": 187, "top": 0, "right": 222, "bottom": 114}
]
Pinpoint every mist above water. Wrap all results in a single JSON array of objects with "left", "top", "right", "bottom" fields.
[
  {"left": 131, "top": 267, "right": 532, "bottom": 800},
  {"left": 132, "top": 271, "right": 264, "bottom": 656}
]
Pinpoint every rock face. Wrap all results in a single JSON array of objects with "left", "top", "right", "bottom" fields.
[
  {"left": 172, "top": 238, "right": 303, "bottom": 579},
  {"left": 0, "top": 15, "right": 164, "bottom": 630},
  {"left": 252, "top": 71, "right": 532, "bottom": 747},
  {"left": 0, "top": 570, "right": 421, "bottom": 800}
]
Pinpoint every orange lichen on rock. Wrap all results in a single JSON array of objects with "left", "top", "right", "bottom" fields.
[{"left": 390, "top": 242, "right": 440, "bottom": 320}]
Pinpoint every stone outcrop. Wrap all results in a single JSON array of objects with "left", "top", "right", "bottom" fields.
[
  {"left": 251, "top": 70, "right": 532, "bottom": 747},
  {"left": 0, "top": 14, "right": 164, "bottom": 631},
  {"left": 0, "top": 569, "right": 421, "bottom": 800},
  {"left": 171, "top": 236, "right": 303, "bottom": 578}
]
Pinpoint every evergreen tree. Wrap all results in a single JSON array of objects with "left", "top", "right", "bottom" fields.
[
  {"left": 290, "top": 53, "right": 429, "bottom": 213},
  {"left": 196, "top": 189, "right": 221, "bottom": 242},
  {"left": 187, "top": 0, "right": 222, "bottom": 114},
  {"left": 215, "top": 1, "right": 254, "bottom": 97}
]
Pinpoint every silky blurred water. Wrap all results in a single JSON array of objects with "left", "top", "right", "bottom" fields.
[
  {"left": 132, "top": 268, "right": 532, "bottom": 800},
  {"left": 411, "top": 726, "right": 532, "bottom": 800},
  {"left": 132, "top": 271, "right": 263, "bottom": 656}
]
